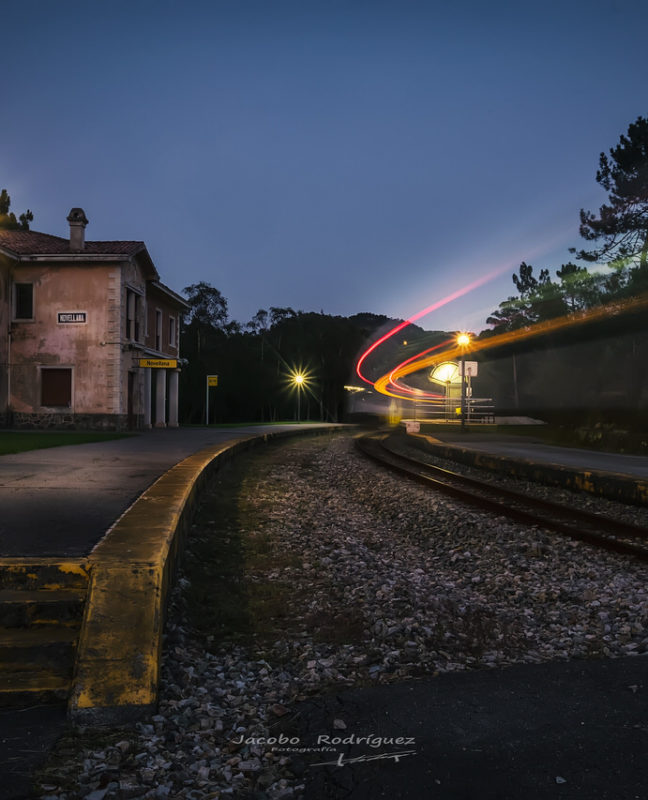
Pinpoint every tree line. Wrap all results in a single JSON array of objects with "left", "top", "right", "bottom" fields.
[
  {"left": 178, "top": 287, "right": 419, "bottom": 423},
  {"left": 476, "top": 115, "right": 648, "bottom": 418}
]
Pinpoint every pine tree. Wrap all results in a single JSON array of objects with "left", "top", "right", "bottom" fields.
[
  {"left": 0, "top": 188, "right": 33, "bottom": 230},
  {"left": 573, "top": 116, "right": 648, "bottom": 271}
]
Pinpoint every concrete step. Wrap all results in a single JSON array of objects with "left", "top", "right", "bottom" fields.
[
  {"left": 0, "top": 561, "right": 89, "bottom": 706},
  {"left": 0, "top": 560, "right": 89, "bottom": 591},
  {"left": 0, "top": 588, "right": 86, "bottom": 627},
  {"left": 0, "top": 625, "right": 78, "bottom": 665},
  {"left": 0, "top": 626, "right": 79, "bottom": 705},
  {"left": 0, "top": 667, "right": 71, "bottom": 705}
]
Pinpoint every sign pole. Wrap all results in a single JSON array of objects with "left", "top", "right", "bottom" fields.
[
  {"left": 460, "top": 355, "right": 466, "bottom": 429},
  {"left": 205, "top": 375, "right": 218, "bottom": 426}
]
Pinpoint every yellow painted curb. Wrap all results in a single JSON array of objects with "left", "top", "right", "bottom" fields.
[
  {"left": 68, "top": 426, "right": 343, "bottom": 723},
  {"left": 68, "top": 437, "right": 248, "bottom": 723}
]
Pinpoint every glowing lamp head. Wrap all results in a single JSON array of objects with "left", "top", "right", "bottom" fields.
[
  {"left": 294, "top": 374, "right": 305, "bottom": 385},
  {"left": 456, "top": 332, "right": 471, "bottom": 347},
  {"left": 429, "top": 361, "right": 460, "bottom": 384}
]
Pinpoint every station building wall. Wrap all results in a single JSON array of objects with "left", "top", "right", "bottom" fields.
[
  {"left": 0, "top": 210, "right": 188, "bottom": 431},
  {"left": 7, "top": 262, "right": 135, "bottom": 429}
]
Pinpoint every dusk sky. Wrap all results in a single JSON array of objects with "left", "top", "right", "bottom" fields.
[{"left": 4, "top": 0, "right": 648, "bottom": 333}]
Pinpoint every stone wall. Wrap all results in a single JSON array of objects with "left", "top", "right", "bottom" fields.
[{"left": 10, "top": 412, "right": 142, "bottom": 431}]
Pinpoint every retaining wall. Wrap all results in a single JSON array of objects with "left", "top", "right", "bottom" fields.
[{"left": 69, "top": 425, "right": 344, "bottom": 723}]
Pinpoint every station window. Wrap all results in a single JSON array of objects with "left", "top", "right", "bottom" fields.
[
  {"left": 169, "top": 316, "right": 176, "bottom": 349},
  {"left": 155, "top": 309, "right": 162, "bottom": 351},
  {"left": 14, "top": 283, "right": 33, "bottom": 320},
  {"left": 41, "top": 368, "right": 72, "bottom": 407},
  {"left": 125, "top": 289, "right": 142, "bottom": 341}
]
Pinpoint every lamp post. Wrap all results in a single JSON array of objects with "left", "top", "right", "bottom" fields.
[
  {"left": 294, "top": 373, "right": 305, "bottom": 422},
  {"left": 456, "top": 332, "right": 471, "bottom": 430},
  {"left": 429, "top": 362, "right": 461, "bottom": 422}
]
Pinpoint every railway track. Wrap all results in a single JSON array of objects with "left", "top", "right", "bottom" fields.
[{"left": 356, "top": 432, "right": 648, "bottom": 561}]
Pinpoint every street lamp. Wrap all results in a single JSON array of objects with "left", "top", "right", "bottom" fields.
[
  {"left": 456, "top": 332, "right": 471, "bottom": 429},
  {"left": 293, "top": 373, "right": 305, "bottom": 422},
  {"left": 429, "top": 361, "right": 460, "bottom": 421}
]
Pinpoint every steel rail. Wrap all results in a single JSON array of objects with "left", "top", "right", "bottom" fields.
[
  {"left": 382, "top": 433, "right": 648, "bottom": 539},
  {"left": 355, "top": 432, "right": 648, "bottom": 561}
]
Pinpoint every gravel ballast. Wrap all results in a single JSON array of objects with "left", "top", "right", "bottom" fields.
[{"left": 37, "top": 432, "right": 648, "bottom": 799}]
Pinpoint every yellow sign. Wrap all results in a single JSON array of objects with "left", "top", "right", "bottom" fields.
[
  {"left": 139, "top": 358, "right": 178, "bottom": 369},
  {"left": 207, "top": 375, "right": 219, "bottom": 387}
]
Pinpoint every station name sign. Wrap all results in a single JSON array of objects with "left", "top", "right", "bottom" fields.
[
  {"left": 139, "top": 358, "right": 178, "bottom": 369},
  {"left": 58, "top": 312, "right": 87, "bottom": 323}
]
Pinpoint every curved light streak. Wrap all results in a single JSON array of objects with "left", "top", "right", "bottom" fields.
[
  {"left": 355, "top": 224, "right": 612, "bottom": 401},
  {"left": 373, "top": 291, "right": 648, "bottom": 400},
  {"left": 387, "top": 339, "right": 453, "bottom": 400},
  {"left": 355, "top": 268, "right": 506, "bottom": 385}
]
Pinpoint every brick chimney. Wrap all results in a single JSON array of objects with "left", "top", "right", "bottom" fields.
[{"left": 67, "top": 208, "right": 89, "bottom": 251}]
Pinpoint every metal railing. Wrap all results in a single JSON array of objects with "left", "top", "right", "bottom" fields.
[{"left": 407, "top": 397, "right": 496, "bottom": 424}]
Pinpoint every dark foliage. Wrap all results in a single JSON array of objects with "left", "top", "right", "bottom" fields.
[
  {"left": 0, "top": 188, "right": 33, "bottom": 230},
  {"left": 573, "top": 115, "right": 648, "bottom": 273},
  {"left": 479, "top": 118, "right": 648, "bottom": 415},
  {"left": 178, "top": 285, "right": 416, "bottom": 424}
]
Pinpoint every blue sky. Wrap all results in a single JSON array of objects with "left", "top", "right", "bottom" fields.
[{"left": 4, "top": 0, "right": 648, "bottom": 332}]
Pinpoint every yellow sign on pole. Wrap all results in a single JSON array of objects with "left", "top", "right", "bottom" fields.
[
  {"left": 206, "top": 375, "right": 219, "bottom": 425},
  {"left": 139, "top": 358, "right": 178, "bottom": 369}
]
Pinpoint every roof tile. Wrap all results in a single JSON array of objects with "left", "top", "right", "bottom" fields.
[{"left": 0, "top": 229, "right": 145, "bottom": 257}]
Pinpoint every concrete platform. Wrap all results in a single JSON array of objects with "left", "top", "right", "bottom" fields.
[
  {"left": 410, "top": 431, "right": 648, "bottom": 505},
  {"left": 0, "top": 424, "right": 339, "bottom": 557},
  {"left": 426, "top": 431, "right": 648, "bottom": 479}
]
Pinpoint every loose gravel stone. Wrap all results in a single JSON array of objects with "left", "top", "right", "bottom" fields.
[{"left": 38, "top": 432, "right": 648, "bottom": 799}]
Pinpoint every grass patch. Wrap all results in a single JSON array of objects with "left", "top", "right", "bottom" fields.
[
  {"left": 183, "top": 454, "right": 307, "bottom": 647},
  {"left": 0, "top": 431, "right": 134, "bottom": 455},
  {"left": 183, "top": 441, "right": 361, "bottom": 652},
  {"left": 305, "top": 608, "right": 366, "bottom": 644},
  {"left": 184, "top": 520, "right": 304, "bottom": 645}
]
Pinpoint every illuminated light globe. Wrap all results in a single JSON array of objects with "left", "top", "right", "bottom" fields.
[
  {"left": 456, "top": 332, "right": 471, "bottom": 347},
  {"left": 429, "top": 361, "right": 461, "bottom": 385},
  {"left": 287, "top": 367, "right": 311, "bottom": 422}
]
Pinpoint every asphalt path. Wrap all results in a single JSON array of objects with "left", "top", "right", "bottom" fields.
[
  {"left": 1, "top": 705, "right": 67, "bottom": 800},
  {"left": 0, "top": 424, "right": 338, "bottom": 558},
  {"left": 428, "top": 432, "right": 648, "bottom": 479},
  {"left": 289, "top": 656, "right": 648, "bottom": 800}
]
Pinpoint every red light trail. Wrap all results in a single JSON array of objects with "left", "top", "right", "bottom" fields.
[
  {"left": 355, "top": 269, "right": 505, "bottom": 400},
  {"left": 356, "top": 278, "right": 648, "bottom": 404}
]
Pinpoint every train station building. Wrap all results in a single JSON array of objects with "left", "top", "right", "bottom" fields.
[{"left": 0, "top": 208, "right": 189, "bottom": 430}]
